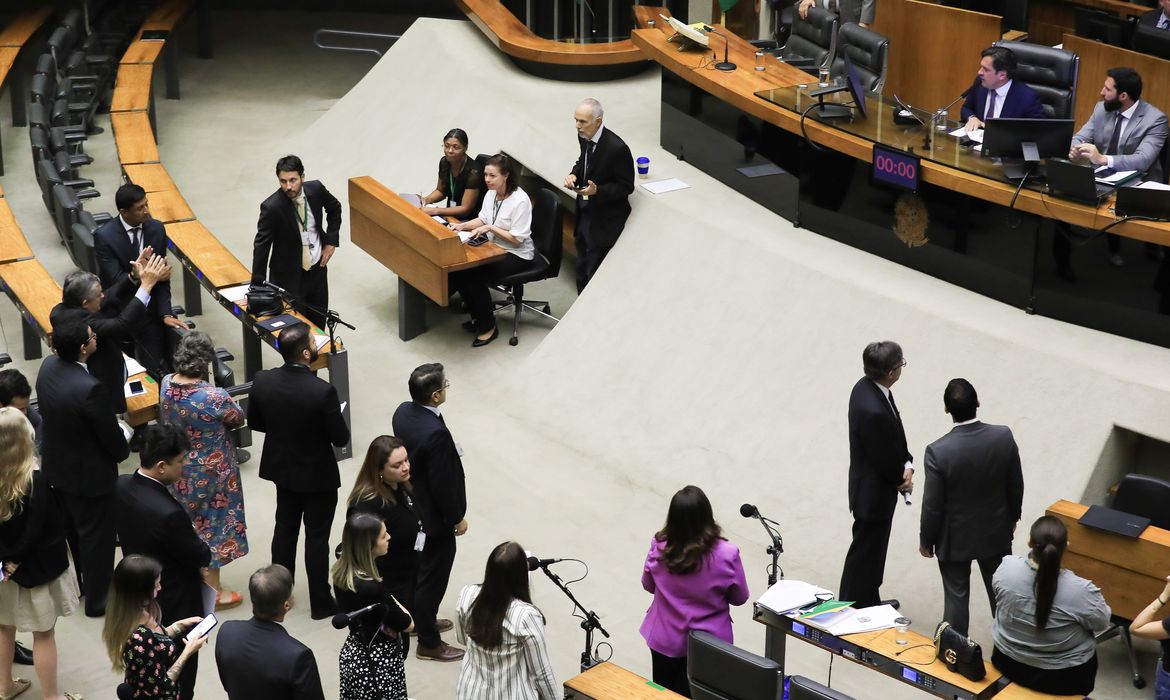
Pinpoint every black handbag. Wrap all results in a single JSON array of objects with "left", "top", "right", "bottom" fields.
[
  {"left": 933, "top": 621, "right": 986, "bottom": 681},
  {"left": 245, "top": 283, "right": 283, "bottom": 317}
]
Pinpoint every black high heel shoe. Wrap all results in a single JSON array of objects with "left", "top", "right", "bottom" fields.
[{"left": 471, "top": 326, "right": 499, "bottom": 347}]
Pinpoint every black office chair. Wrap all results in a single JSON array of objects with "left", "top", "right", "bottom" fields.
[
  {"left": 788, "top": 676, "right": 856, "bottom": 700},
  {"left": 687, "top": 630, "right": 784, "bottom": 700},
  {"left": 993, "top": 40, "right": 1079, "bottom": 120},
  {"left": 491, "top": 188, "right": 562, "bottom": 346},
  {"left": 1092, "top": 472, "right": 1170, "bottom": 690},
  {"left": 781, "top": 6, "right": 838, "bottom": 70},
  {"left": 829, "top": 23, "right": 889, "bottom": 93},
  {"left": 69, "top": 222, "right": 99, "bottom": 275},
  {"left": 1075, "top": 6, "right": 1136, "bottom": 48}
]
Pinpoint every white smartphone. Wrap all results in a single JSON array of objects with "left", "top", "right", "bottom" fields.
[{"left": 184, "top": 613, "right": 217, "bottom": 642}]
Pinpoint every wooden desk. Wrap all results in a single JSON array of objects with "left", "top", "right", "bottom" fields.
[
  {"left": 0, "top": 259, "right": 59, "bottom": 360},
  {"left": 1046, "top": 499, "right": 1170, "bottom": 620},
  {"left": 111, "top": 63, "right": 154, "bottom": 113},
  {"left": 121, "top": 38, "right": 166, "bottom": 65},
  {"left": 123, "top": 163, "right": 178, "bottom": 193},
  {"left": 112, "top": 111, "right": 160, "bottom": 165},
  {"left": 992, "top": 683, "right": 1086, "bottom": 699},
  {"left": 349, "top": 176, "right": 507, "bottom": 340},
  {"left": 0, "top": 199, "right": 34, "bottom": 264},
  {"left": 0, "top": 45, "right": 23, "bottom": 174},
  {"left": 0, "top": 8, "right": 53, "bottom": 47},
  {"left": 145, "top": 189, "right": 195, "bottom": 224},
  {"left": 166, "top": 221, "right": 251, "bottom": 290},
  {"left": 564, "top": 662, "right": 685, "bottom": 699},
  {"left": 124, "top": 371, "right": 160, "bottom": 427}
]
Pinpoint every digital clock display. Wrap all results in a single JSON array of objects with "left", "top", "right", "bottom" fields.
[
  {"left": 792, "top": 621, "right": 807, "bottom": 635},
  {"left": 872, "top": 144, "right": 921, "bottom": 193},
  {"left": 902, "top": 668, "right": 919, "bottom": 683}
]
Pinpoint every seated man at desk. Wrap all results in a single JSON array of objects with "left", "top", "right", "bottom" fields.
[
  {"left": 960, "top": 47, "right": 1046, "bottom": 134},
  {"left": 1054, "top": 67, "right": 1168, "bottom": 278},
  {"left": 1139, "top": 0, "right": 1170, "bottom": 29}
]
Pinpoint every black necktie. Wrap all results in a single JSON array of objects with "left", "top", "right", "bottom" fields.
[
  {"left": 128, "top": 226, "right": 140, "bottom": 250},
  {"left": 887, "top": 390, "right": 900, "bottom": 417},
  {"left": 1105, "top": 112, "right": 1124, "bottom": 156}
]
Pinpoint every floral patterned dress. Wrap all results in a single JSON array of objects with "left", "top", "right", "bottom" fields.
[
  {"left": 122, "top": 624, "right": 179, "bottom": 698},
  {"left": 160, "top": 376, "right": 248, "bottom": 567}
]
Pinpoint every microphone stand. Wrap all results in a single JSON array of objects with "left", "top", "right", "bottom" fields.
[
  {"left": 925, "top": 88, "right": 971, "bottom": 150},
  {"left": 748, "top": 513, "right": 785, "bottom": 586},
  {"left": 703, "top": 26, "right": 736, "bottom": 71},
  {"left": 535, "top": 564, "right": 610, "bottom": 672}
]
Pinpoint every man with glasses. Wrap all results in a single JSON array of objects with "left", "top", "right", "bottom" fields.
[
  {"left": 840, "top": 341, "right": 914, "bottom": 609},
  {"left": 392, "top": 363, "right": 467, "bottom": 662},
  {"left": 37, "top": 318, "right": 130, "bottom": 616}
]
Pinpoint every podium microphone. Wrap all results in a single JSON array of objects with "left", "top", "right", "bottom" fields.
[
  {"left": 527, "top": 556, "right": 565, "bottom": 571},
  {"left": 702, "top": 25, "right": 736, "bottom": 72},
  {"left": 740, "top": 503, "right": 760, "bottom": 519},
  {"left": 331, "top": 603, "right": 385, "bottom": 630}
]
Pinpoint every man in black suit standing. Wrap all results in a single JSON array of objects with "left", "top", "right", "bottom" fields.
[
  {"left": 248, "top": 322, "right": 349, "bottom": 620},
  {"left": 215, "top": 564, "right": 326, "bottom": 700},
  {"left": 840, "top": 341, "right": 914, "bottom": 609},
  {"left": 920, "top": 379, "right": 1024, "bottom": 635},
  {"left": 392, "top": 363, "right": 467, "bottom": 662},
  {"left": 94, "top": 183, "right": 184, "bottom": 377},
  {"left": 563, "top": 98, "right": 635, "bottom": 292},
  {"left": 252, "top": 155, "right": 342, "bottom": 329},
  {"left": 116, "top": 423, "right": 212, "bottom": 699},
  {"left": 37, "top": 318, "right": 130, "bottom": 616},
  {"left": 50, "top": 255, "right": 168, "bottom": 415},
  {"left": 1140, "top": 0, "right": 1170, "bottom": 28}
]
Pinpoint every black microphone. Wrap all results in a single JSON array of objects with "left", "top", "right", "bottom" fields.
[
  {"left": 254, "top": 279, "right": 291, "bottom": 296},
  {"left": 701, "top": 24, "right": 736, "bottom": 72},
  {"left": 330, "top": 602, "right": 385, "bottom": 630},
  {"left": 527, "top": 556, "right": 564, "bottom": 571},
  {"left": 740, "top": 503, "right": 760, "bottom": 519}
]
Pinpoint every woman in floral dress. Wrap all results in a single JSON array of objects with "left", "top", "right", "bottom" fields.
[{"left": 160, "top": 331, "right": 248, "bottom": 609}]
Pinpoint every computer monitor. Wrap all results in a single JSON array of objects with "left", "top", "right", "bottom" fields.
[
  {"left": 982, "top": 118, "right": 1075, "bottom": 162},
  {"left": 808, "top": 53, "right": 869, "bottom": 120},
  {"left": 1133, "top": 24, "right": 1170, "bottom": 61},
  {"left": 788, "top": 675, "right": 856, "bottom": 700}
]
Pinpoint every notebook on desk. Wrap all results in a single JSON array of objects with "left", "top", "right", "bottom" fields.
[
  {"left": 1077, "top": 504, "right": 1150, "bottom": 538},
  {"left": 1045, "top": 158, "right": 1115, "bottom": 204}
]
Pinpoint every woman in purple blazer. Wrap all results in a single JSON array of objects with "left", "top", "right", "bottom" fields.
[{"left": 640, "top": 485, "right": 750, "bottom": 697}]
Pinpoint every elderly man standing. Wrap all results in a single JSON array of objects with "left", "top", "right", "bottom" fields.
[{"left": 563, "top": 98, "right": 635, "bottom": 292}]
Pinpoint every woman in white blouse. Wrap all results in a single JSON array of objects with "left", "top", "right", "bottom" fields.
[
  {"left": 451, "top": 154, "right": 534, "bottom": 347},
  {"left": 455, "top": 541, "right": 557, "bottom": 700}
]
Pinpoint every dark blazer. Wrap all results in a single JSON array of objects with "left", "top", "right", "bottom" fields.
[
  {"left": 115, "top": 472, "right": 211, "bottom": 621},
  {"left": 0, "top": 470, "right": 70, "bottom": 588},
  {"left": 391, "top": 402, "right": 466, "bottom": 538},
  {"left": 93, "top": 216, "right": 174, "bottom": 320},
  {"left": 251, "top": 180, "right": 341, "bottom": 290},
  {"left": 49, "top": 275, "right": 148, "bottom": 414},
  {"left": 847, "top": 378, "right": 911, "bottom": 522},
  {"left": 920, "top": 421, "right": 1025, "bottom": 562},
  {"left": 571, "top": 127, "right": 635, "bottom": 249},
  {"left": 215, "top": 617, "right": 326, "bottom": 700},
  {"left": 36, "top": 355, "right": 129, "bottom": 495},
  {"left": 248, "top": 363, "right": 348, "bottom": 493},
  {"left": 960, "top": 79, "right": 1047, "bottom": 122},
  {"left": 1139, "top": 8, "right": 1168, "bottom": 27}
]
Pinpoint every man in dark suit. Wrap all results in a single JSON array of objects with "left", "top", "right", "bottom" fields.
[
  {"left": 563, "top": 98, "right": 635, "bottom": 292},
  {"left": 37, "top": 318, "right": 129, "bottom": 616},
  {"left": 0, "top": 369, "right": 42, "bottom": 453},
  {"left": 1139, "top": 0, "right": 1170, "bottom": 29},
  {"left": 248, "top": 322, "right": 349, "bottom": 619},
  {"left": 840, "top": 341, "right": 914, "bottom": 609},
  {"left": 116, "top": 423, "right": 212, "bottom": 699},
  {"left": 1055, "top": 67, "right": 1169, "bottom": 278},
  {"left": 94, "top": 183, "right": 185, "bottom": 378},
  {"left": 252, "top": 155, "right": 342, "bottom": 329},
  {"left": 920, "top": 379, "right": 1024, "bottom": 636},
  {"left": 49, "top": 255, "right": 168, "bottom": 415},
  {"left": 960, "top": 46, "right": 1047, "bottom": 133},
  {"left": 392, "top": 362, "right": 467, "bottom": 662},
  {"left": 215, "top": 564, "right": 326, "bottom": 700}
]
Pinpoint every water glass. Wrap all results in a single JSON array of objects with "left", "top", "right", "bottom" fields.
[
  {"left": 935, "top": 108, "right": 949, "bottom": 132},
  {"left": 755, "top": 50, "right": 766, "bottom": 71},
  {"left": 818, "top": 66, "right": 830, "bottom": 87},
  {"left": 894, "top": 617, "right": 911, "bottom": 645}
]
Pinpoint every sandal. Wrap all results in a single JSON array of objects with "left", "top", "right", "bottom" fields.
[
  {"left": 0, "top": 678, "right": 30, "bottom": 700},
  {"left": 215, "top": 590, "right": 244, "bottom": 611}
]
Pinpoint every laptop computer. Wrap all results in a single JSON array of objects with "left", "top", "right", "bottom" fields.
[
  {"left": 1046, "top": 158, "right": 1115, "bottom": 204},
  {"left": 1077, "top": 504, "right": 1151, "bottom": 539},
  {"left": 1115, "top": 186, "right": 1170, "bottom": 219}
]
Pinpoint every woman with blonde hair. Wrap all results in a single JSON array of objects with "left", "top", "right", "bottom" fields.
[
  {"left": 332, "top": 512, "right": 413, "bottom": 700},
  {"left": 102, "top": 555, "right": 206, "bottom": 699},
  {"left": 0, "top": 406, "right": 81, "bottom": 700}
]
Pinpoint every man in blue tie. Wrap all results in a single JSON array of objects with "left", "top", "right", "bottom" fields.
[
  {"left": 960, "top": 46, "right": 1047, "bottom": 134},
  {"left": 1139, "top": 0, "right": 1170, "bottom": 29}
]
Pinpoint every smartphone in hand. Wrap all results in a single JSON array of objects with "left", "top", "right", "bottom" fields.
[{"left": 185, "top": 613, "right": 218, "bottom": 643}]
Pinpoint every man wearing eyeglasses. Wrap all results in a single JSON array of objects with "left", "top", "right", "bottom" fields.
[{"left": 840, "top": 341, "right": 914, "bottom": 610}]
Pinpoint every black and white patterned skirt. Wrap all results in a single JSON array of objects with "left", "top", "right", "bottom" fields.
[{"left": 339, "top": 631, "right": 408, "bottom": 700}]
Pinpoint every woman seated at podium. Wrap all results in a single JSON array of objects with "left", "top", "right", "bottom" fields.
[
  {"left": 417, "top": 128, "right": 483, "bottom": 220},
  {"left": 1130, "top": 573, "right": 1170, "bottom": 700},
  {"left": 450, "top": 154, "right": 533, "bottom": 347},
  {"left": 455, "top": 541, "right": 557, "bottom": 700},
  {"left": 639, "top": 485, "right": 749, "bottom": 698},
  {"left": 991, "top": 515, "right": 1111, "bottom": 696}
]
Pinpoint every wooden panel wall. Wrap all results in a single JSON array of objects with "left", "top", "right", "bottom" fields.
[
  {"left": 1064, "top": 34, "right": 1170, "bottom": 128},
  {"left": 872, "top": 0, "right": 1003, "bottom": 111}
]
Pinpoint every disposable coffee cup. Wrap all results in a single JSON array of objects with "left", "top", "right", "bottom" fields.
[{"left": 636, "top": 156, "right": 650, "bottom": 179}]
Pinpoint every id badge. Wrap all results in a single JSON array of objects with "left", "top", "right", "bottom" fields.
[{"left": 414, "top": 531, "right": 426, "bottom": 552}]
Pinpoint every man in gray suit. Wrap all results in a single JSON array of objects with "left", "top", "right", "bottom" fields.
[
  {"left": 796, "top": 0, "right": 875, "bottom": 28},
  {"left": 919, "top": 379, "right": 1024, "bottom": 636},
  {"left": 1055, "top": 67, "right": 1169, "bottom": 278}
]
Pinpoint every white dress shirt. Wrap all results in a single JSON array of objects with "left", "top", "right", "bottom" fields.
[
  {"left": 985, "top": 80, "right": 1012, "bottom": 121},
  {"left": 479, "top": 188, "right": 535, "bottom": 261}
]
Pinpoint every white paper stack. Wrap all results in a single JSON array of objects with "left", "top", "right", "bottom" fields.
[
  {"left": 756, "top": 580, "right": 834, "bottom": 615},
  {"left": 802, "top": 603, "right": 902, "bottom": 636}
]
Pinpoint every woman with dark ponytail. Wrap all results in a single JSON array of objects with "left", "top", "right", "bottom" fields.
[{"left": 991, "top": 515, "right": 1111, "bottom": 695}]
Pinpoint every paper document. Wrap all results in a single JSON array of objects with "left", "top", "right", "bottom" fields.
[
  {"left": 948, "top": 127, "right": 983, "bottom": 144},
  {"left": 401, "top": 193, "right": 422, "bottom": 207},
  {"left": 219, "top": 284, "right": 251, "bottom": 304},
  {"left": 1136, "top": 181, "right": 1170, "bottom": 191},
  {"left": 313, "top": 334, "right": 330, "bottom": 350},
  {"left": 803, "top": 603, "right": 902, "bottom": 636},
  {"left": 431, "top": 215, "right": 447, "bottom": 225},
  {"left": 641, "top": 178, "right": 690, "bottom": 195},
  {"left": 1095, "top": 168, "right": 1138, "bottom": 185},
  {"left": 456, "top": 230, "right": 474, "bottom": 243},
  {"left": 756, "top": 580, "right": 833, "bottom": 614},
  {"left": 124, "top": 354, "right": 147, "bottom": 377},
  {"left": 798, "top": 599, "right": 854, "bottom": 619}
]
